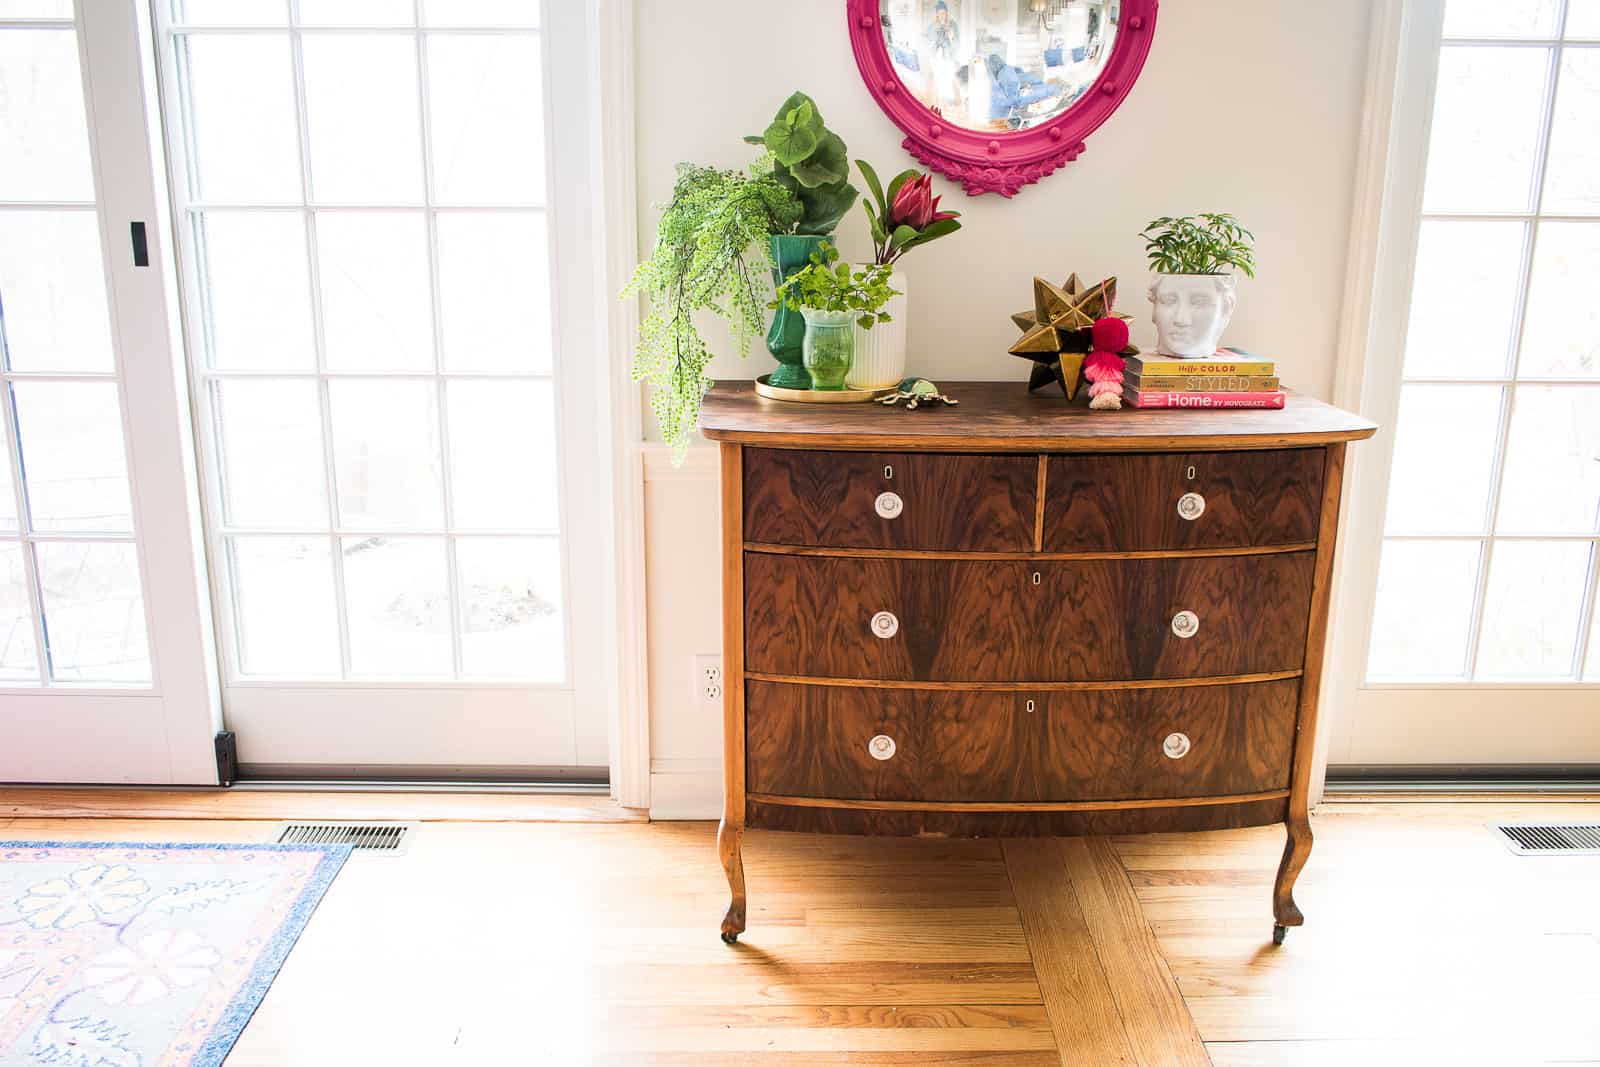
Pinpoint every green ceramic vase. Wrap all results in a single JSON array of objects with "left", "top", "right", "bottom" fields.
[
  {"left": 766, "top": 233, "right": 828, "bottom": 389},
  {"left": 800, "top": 309, "right": 855, "bottom": 390}
]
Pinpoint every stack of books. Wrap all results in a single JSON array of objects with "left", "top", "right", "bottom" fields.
[{"left": 1123, "top": 348, "right": 1284, "bottom": 410}]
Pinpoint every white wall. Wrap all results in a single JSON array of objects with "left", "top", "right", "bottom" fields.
[{"left": 635, "top": 0, "right": 1377, "bottom": 817}]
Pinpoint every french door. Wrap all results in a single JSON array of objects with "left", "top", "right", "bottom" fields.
[
  {"left": 154, "top": 0, "right": 610, "bottom": 776},
  {"left": 1332, "top": 0, "right": 1600, "bottom": 769},
  {"left": 0, "top": 0, "right": 220, "bottom": 783}
]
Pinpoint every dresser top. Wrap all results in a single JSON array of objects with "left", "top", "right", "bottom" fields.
[{"left": 699, "top": 381, "right": 1376, "bottom": 452}]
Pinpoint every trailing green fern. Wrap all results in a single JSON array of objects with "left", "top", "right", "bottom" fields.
[{"left": 623, "top": 164, "right": 801, "bottom": 455}]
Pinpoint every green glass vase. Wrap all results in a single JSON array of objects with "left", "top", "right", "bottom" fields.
[
  {"left": 800, "top": 309, "right": 855, "bottom": 391},
  {"left": 765, "top": 234, "right": 828, "bottom": 389}
]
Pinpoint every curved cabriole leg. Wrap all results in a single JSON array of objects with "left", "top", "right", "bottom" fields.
[
  {"left": 718, "top": 818, "right": 746, "bottom": 944},
  {"left": 1272, "top": 814, "right": 1312, "bottom": 943}
]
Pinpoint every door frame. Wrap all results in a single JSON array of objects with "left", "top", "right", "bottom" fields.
[
  {"left": 3, "top": 0, "right": 650, "bottom": 797},
  {"left": 0, "top": 0, "right": 222, "bottom": 784},
  {"left": 1317, "top": 0, "right": 1600, "bottom": 790}
]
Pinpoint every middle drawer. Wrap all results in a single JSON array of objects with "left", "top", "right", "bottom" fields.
[{"left": 744, "top": 550, "right": 1314, "bottom": 682}]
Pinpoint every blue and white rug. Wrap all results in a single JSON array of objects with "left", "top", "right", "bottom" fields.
[{"left": 0, "top": 841, "right": 348, "bottom": 1066}]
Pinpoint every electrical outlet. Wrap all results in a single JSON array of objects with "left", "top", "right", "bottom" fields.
[{"left": 695, "top": 655, "right": 723, "bottom": 706}]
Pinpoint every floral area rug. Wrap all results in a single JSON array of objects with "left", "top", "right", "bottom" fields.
[{"left": 0, "top": 841, "right": 349, "bottom": 1066}]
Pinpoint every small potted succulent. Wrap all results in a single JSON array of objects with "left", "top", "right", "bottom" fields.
[
  {"left": 1140, "top": 213, "right": 1256, "bottom": 358},
  {"left": 771, "top": 243, "right": 899, "bottom": 391},
  {"left": 851, "top": 162, "right": 962, "bottom": 388}
]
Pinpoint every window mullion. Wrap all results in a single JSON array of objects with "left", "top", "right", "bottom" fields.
[
  {"left": 1464, "top": 22, "right": 1570, "bottom": 679},
  {"left": 414, "top": 8, "right": 464, "bottom": 680},
  {"left": 1574, "top": 542, "right": 1600, "bottom": 678},
  {"left": 285, "top": 1, "right": 352, "bottom": 681}
]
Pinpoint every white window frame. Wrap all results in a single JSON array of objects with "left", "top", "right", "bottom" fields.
[
  {"left": 0, "top": 0, "right": 222, "bottom": 784},
  {"left": 1318, "top": 0, "right": 1600, "bottom": 784},
  {"left": 149, "top": 0, "right": 639, "bottom": 782}
]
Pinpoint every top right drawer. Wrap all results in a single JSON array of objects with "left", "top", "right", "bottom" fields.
[{"left": 1043, "top": 449, "right": 1325, "bottom": 552}]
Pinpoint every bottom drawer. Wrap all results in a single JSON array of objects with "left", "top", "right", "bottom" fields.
[{"left": 745, "top": 678, "right": 1299, "bottom": 803}]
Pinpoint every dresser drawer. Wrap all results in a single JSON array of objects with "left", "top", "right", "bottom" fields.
[
  {"left": 745, "top": 678, "right": 1298, "bottom": 803},
  {"left": 743, "top": 551, "right": 1314, "bottom": 682},
  {"left": 1043, "top": 449, "right": 1324, "bottom": 552},
  {"left": 743, "top": 447, "right": 1037, "bottom": 551}
]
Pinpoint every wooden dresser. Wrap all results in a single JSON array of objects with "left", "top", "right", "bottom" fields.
[{"left": 699, "top": 381, "right": 1375, "bottom": 945}]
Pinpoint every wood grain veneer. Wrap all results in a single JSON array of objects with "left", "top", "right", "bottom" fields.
[
  {"left": 1043, "top": 449, "right": 1324, "bottom": 551},
  {"left": 745, "top": 678, "right": 1298, "bottom": 803},
  {"left": 743, "top": 551, "right": 1314, "bottom": 682},
  {"left": 744, "top": 448, "right": 1037, "bottom": 551},
  {"left": 699, "top": 381, "right": 1377, "bottom": 452},
  {"left": 746, "top": 797, "right": 1292, "bottom": 837},
  {"left": 705, "top": 381, "right": 1372, "bottom": 946}
]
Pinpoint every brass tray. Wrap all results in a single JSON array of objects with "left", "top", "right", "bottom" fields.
[{"left": 754, "top": 374, "right": 896, "bottom": 403}]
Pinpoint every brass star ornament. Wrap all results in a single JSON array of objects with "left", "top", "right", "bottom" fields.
[{"left": 1008, "top": 274, "right": 1121, "bottom": 399}]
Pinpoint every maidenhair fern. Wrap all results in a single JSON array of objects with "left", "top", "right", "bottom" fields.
[{"left": 623, "top": 164, "right": 801, "bottom": 455}]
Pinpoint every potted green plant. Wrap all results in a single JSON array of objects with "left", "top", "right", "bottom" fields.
[
  {"left": 624, "top": 92, "right": 857, "bottom": 455},
  {"left": 746, "top": 92, "right": 860, "bottom": 389},
  {"left": 1140, "top": 213, "right": 1256, "bottom": 358},
  {"left": 849, "top": 162, "right": 962, "bottom": 389},
  {"left": 771, "top": 243, "right": 898, "bottom": 391}
]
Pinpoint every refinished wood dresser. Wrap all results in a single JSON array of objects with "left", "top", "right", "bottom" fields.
[{"left": 699, "top": 381, "right": 1375, "bottom": 945}]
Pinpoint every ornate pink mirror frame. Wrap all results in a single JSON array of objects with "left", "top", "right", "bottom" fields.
[{"left": 848, "top": 0, "right": 1159, "bottom": 197}]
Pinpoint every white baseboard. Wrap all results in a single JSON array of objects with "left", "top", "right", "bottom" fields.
[{"left": 648, "top": 758, "right": 720, "bottom": 820}]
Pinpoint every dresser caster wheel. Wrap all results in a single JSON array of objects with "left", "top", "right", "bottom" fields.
[
  {"left": 1272, "top": 924, "right": 1287, "bottom": 946},
  {"left": 720, "top": 931, "right": 738, "bottom": 945}
]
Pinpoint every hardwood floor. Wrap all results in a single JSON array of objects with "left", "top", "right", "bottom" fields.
[{"left": 2, "top": 796, "right": 1597, "bottom": 1064}]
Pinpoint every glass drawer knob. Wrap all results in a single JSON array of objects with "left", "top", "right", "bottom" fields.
[
  {"left": 1163, "top": 732, "right": 1191, "bottom": 759},
  {"left": 875, "top": 491, "right": 903, "bottom": 519},
  {"left": 1171, "top": 610, "right": 1199, "bottom": 639},
  {"left": 870, "top": 611, "right": 899, "bottom": 639},
  {"left": 1177, "top": 492, "right": 1206, "bottom": 521},
  {"left": 869, "top": 734, "right": 897, "bottom": 761}
]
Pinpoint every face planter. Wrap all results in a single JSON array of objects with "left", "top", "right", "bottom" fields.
[{"left": 1148, "top": 274, "right": 1238, "bottom": 358}]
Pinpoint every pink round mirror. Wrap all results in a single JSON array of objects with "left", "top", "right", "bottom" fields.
[{"left": 849, "top": 0, "right": 1159, "bottom": 197}]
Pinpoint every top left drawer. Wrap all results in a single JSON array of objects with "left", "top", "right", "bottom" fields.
[{"left": 743, "top": 448, "right": 1038, "bottom": 551}]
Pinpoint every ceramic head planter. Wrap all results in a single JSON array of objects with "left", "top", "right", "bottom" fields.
[
  {"left": 1140, "top": 213, "right": 1256, "bottom": 357},
  {"left": 1147, "top": 274, "right": 1237, "bottom": 358},
  {"left": 849, "top": 0, "right": 1159, "bottom": 197}
]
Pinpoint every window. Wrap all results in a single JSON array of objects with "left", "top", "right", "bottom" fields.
[
  {"left": 162, "top": 0, "right": 570, "bottom": 684},
  {"left": 1, "top": 7, "right": 151, "bottom": 685},
  {"left": 1367, "top": 1, "right": 1600, "bottom": 682}
]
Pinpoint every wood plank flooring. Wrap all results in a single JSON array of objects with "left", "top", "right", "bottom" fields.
[
  {"left": 0, "top": 786, "right": 642, "bottom": 822},
  {"left": 2, "top": 796, "right": 1597, "bottom": 1064}
]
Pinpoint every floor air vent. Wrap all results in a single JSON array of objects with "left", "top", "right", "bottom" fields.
[
  {"left": 275, "top": 822, "right": 413, "bottom": 854},
  {"left": 1497, "top": 823, "right": 1600, "bottom": 855}
]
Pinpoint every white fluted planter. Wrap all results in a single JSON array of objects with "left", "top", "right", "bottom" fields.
[{"left": 848, "top": 267, "right": 908, "bottom": 390}]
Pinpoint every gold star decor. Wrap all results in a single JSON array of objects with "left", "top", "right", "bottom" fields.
[{"left": 1008, "top": 274, "right": 1121, "bottom": 399}]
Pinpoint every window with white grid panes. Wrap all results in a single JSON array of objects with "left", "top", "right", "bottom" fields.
[
  {"left": 1367, "top": 0, "right": 1600, "bottom": 681},
  {"left": 163, "top": 0, "right": 568, "bottom": 683},
  {"left": 0, "top": 5, "right": 152, "bottom": 686}
]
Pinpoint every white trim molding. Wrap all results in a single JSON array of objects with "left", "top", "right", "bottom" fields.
[
  {"left": 593, "top": 0, "right": 651, "bottom": 810},
  {"left": 1319, "top": 0, "right": 1447, "bottom": 786}
]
